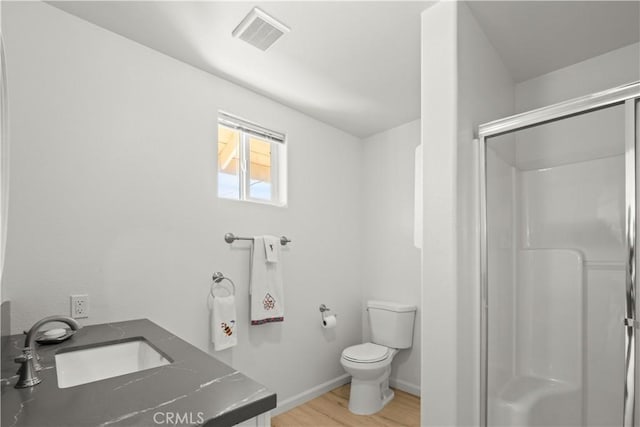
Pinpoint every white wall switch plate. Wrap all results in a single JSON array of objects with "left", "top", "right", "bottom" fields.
[{"left": 70, "top": 294, "right": 89, "bottom": 319}]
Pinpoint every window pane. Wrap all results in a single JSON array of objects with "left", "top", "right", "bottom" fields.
[
  {"left": 248, "top": 136, "right": 272, "bottom": 201},
  {"left": 217, "top": 125, "right": 240, "bottom": 199}
]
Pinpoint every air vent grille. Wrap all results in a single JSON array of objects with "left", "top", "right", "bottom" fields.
[{"left": 232, "top": 8, "right": 290, "bottom": 51}]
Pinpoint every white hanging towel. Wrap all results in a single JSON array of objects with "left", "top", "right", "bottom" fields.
[
  {"left": 263, "top": 235, "right": 279, "bottom": 263},
  {"left": 211, "top": 295, "right": 238, "bottom": 351},
  {"left": 250, "top": 236, "right": 284, "bottom": 325}
]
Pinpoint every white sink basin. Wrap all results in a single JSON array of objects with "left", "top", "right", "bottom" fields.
[{"left": 55, "top": 338, "right": 171, "bottom": 388}]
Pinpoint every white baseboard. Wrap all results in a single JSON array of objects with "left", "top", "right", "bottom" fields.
[
  {"left": 273, "top": 374, "right": 351, "bottom": 416},
  {"left": 389, "top": 377, "right": 421, "bottom": 397}
]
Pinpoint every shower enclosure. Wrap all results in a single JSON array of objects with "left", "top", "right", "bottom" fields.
[{"left": 479, "top": 82, "right": 640, "bottom": 427}]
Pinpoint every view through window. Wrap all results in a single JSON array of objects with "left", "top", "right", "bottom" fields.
[{"left": 217, "top": 113, "right": 286, "bottom": 205}]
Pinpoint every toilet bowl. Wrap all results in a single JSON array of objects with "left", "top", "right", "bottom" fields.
[
  {"left": 340, "top": 342, "right": 398, "bottom": 415},
  {"left": 340, "top": 301, "right": 416, "bottom": 415}
]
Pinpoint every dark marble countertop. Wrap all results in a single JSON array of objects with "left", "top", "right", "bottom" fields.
[{"left": 1, "top": 319, "right": 276, "bottom": 426}]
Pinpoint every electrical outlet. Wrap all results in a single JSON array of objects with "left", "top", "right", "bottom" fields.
[{"left": 70, "top": 294, "right": 89, "bottom": 319}]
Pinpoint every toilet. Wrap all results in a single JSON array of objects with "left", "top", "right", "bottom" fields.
[{"left": 340, "top": 300, "right": 417, "bottom": 415}]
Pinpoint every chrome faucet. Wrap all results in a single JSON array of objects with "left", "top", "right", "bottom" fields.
[{"left": 14, "top": 315, "right": 80, "bottom": 388}]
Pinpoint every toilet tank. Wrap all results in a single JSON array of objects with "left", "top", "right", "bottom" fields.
[{"left": 367, "top": 300, "right": 417, "bottom": 349}]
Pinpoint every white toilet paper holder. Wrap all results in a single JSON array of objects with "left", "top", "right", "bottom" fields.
[{"left": 319, "top": 304, "right": 337, "bottom": 322}]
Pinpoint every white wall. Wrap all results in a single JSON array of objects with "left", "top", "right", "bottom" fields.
[
  {"left": 420, "top": 2, "right": 459, "bottom": 424},
  {"left": 361, "top": 119, "right": 421, "bottom": 395},
  {"left": 2, "top": 1, "right": 364, "bottom": 405},
  {"left": 421, "top": 2, "right": 515, "bottom": 425},
  {"left": 516, "top": 42, "right": 639, "bottom": 112},
  {"left": 0, "top": 0, "right": 7, "bottom": 300}
]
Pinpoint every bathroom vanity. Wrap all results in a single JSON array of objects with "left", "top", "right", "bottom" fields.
[{"left": 0, "top": 319, "right": 276, "bottom": 426}]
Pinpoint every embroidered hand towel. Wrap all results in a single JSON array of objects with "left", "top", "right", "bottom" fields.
[
  {"left": 250, "top": 236, "right": 284, "bottom": 325},
  {"left": 211, "top": 295, "right": 238, "bottom": 351},
  {"left": 263, "top": 235, "right": 279, "bottom": 263}
]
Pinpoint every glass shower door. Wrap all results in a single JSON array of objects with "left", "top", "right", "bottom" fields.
[{"left": 479, "top": 83, "right": 640, "bottom": 427}]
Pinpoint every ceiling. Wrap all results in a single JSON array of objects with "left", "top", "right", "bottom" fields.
[
  {"left": 47, "top": 1, "right": 639, "bottom": 138},
  {"left": 467, "top": 1, "right": 640, "bottom": 83},
  {"left": 48, "top": 1, "right": 432, "bottom": 138}
]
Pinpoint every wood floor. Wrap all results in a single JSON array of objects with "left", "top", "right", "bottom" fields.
[{"left": 271, "top": 384, "right": 420, "bottom": 427}]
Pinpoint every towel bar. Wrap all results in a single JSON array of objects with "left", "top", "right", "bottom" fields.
[{"left": 224, "top": 232, "right": 291, "bottom": 246}]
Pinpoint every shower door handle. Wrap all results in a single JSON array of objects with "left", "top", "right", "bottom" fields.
[{"left": 623, "top": 318, "right": 640, "bottom": 329}]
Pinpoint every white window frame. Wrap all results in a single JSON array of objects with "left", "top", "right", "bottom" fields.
[{"left": 217, "top": 112, "right": 287, "bottom": 207}]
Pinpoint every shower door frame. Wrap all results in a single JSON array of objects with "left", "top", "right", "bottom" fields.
[{"left": 477, "top": 81, "right": 640, "bottom": 427}]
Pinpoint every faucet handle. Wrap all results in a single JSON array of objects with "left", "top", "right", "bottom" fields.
[
  {"left": 15, "top": 347, "right": 33, "bottom": 362},
  {"left": 14, "top": 348, "right": 41, "bottom": 388},
  {"left": 14, "top": 352, "right": 28, "bottom": 374},
  {"left": 16, "top": 347, "right": 42, "bottom": 371},
  {"left": 14, "top": 347, "right": 34, "bottom": 371},
  {"left": 14, "top": 354, "right": 27, "bottom": 372}
]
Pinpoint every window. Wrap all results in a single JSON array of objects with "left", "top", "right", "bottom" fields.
[{"left": 217, "top": 112, "right": 286, "bottom": 206}]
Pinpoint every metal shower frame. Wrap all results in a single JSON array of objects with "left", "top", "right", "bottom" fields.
[{"left": 477, "top": 81, "right": 640, "bottom": 427}]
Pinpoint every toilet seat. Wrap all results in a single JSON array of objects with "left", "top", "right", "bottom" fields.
[{"left": 342, "top": 343, "right": 390, "bottom": 363}]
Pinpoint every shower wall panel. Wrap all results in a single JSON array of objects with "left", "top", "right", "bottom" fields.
[
  {"left": 519, "top": 155, "right": 625, "bottom": 426},
  {"left": 519, "top": 155, "right": 625, "bottom": 260}
]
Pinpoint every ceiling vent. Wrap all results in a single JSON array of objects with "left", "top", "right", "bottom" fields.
[{"left": 232, "top": 7, "right": 290, "bottom": 51}]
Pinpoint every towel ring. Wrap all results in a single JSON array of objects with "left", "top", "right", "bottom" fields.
[{"left": 210, "top": 272, "right": 236, "bottom": 298}]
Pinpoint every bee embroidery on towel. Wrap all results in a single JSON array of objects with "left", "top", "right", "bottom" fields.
[{"left": 221, "top": 320, "right": 235, "bottom": 337}]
